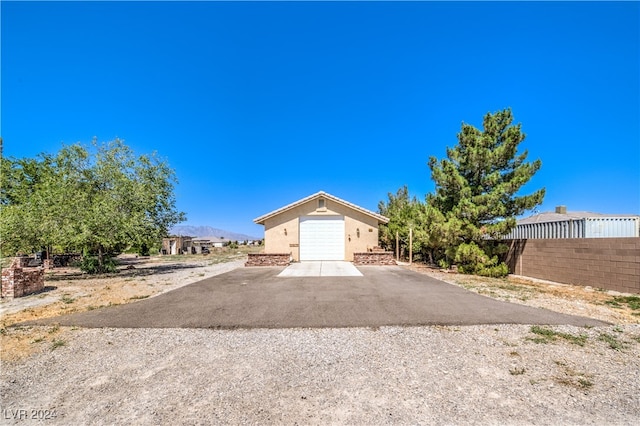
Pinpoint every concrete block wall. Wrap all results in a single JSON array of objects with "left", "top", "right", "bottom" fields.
[
  {"left": 505, "top": 238, "right": 640, "bottom": 294},
  {"left": 353, "top": 252, "right": 396, "bottom": 265}
]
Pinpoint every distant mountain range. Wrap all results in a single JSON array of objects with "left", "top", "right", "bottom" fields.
[{"left": 169, "top": 225, "right": 261, "bottom": 242}]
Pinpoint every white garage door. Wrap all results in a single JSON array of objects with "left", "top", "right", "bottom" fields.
[{"left": 299, "top": 216, "right": 345, "bottom": 261}]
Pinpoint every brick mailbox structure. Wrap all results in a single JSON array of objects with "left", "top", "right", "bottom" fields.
[{"left": 1, "top": 257, "right": 45, "bottom": 299}]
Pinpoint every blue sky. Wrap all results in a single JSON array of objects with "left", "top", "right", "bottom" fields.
[{"left": 2, "top": 1, "right": 639, "bottom": 238}]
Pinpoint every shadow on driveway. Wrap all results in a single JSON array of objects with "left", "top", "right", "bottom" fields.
[{"left": 26, "top": 266, "right": 608, "bottom": 329}]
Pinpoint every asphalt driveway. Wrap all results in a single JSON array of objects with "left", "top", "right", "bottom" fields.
[{"left": 29, "top": 266, "right": 607, "bottom": 328}]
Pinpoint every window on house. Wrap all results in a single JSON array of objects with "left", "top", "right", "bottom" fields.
[{"left": 318, "top": 199, "right": 325, "bottom": 209}]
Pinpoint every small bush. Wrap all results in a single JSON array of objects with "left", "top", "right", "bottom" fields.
[
  {"left": 79, "top": 256, "right": 117, "bottom": 274},
  {"left": 454, "top": 242, "right": 509, "bottom": 278},
  {"left": 476, "top": 262, "right": 509, "bottom": 278}
]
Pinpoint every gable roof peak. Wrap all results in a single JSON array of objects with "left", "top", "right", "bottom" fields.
[{"left": 253, "top": 190, "right": 389, "bottom": 225}]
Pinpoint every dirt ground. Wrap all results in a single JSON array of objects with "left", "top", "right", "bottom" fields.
[
  {"left": 0, "top": 249, "right": 257, "bottom": 362},
  {"left": 407, "top": 263, "right": 640, "bottom": 324}
]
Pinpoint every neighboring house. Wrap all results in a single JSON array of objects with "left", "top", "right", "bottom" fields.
[
  {"left": 503, "top": 206, "right": 640, "bottom": 239},
  {"left": 161, "top": 236, "right": 193, "bottom": 255},
  {"left": 192, "top": 236, "right": 226, "bottom": 253},
  {"left": 253, "top": 191, "right": 389, "bottom": 261},
  {"left": 161, "top": 236, "right": 226, "bottom": 255}
]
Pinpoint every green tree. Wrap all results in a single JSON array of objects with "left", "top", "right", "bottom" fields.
[
  {"left": 412, "top": 203, "right": 449, "bottom": 265},
  {"left": 0, "top": 148, "right": 82, "bottom": 257},
  {"left": 0, "top": 139, "right": 185, "bottom": 272},
  {"left": 378, "top": 186, "right": 424, "bottom": 260},
  {"left": 427, "top": 108, "right": 544, "bottom": 276}
]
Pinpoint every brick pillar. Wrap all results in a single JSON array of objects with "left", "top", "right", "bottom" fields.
[{"left": 1, "top": 268, "right": 16, "bottom": 299}]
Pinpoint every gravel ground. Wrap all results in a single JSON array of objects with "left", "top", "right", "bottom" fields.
[
  {"left": 1, "top": 261, "right": 639, "bottom": 425},
  {"left": 2, "top": 324, "right": 640, "bottom": 424}
]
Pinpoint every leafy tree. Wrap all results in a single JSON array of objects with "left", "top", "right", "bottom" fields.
[
  {"left": 0, "top": 148, "right": 83, "bottom": 257},
  {"left": 378, "top": 188, "right": 452, "bottom": 264},
  {"left": 427, "top": 108, "right": 544, "bottom": 276},
  {"left": 378, "top": 186, "right": 424, "bottom": 260},
  {"left": 412, "top": 203, "right": 449, "bottom": 265},
  {"left": 0, "top": 139, "right": 185, "bottom": 272}
]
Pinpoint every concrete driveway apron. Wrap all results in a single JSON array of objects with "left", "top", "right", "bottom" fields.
[
  {"left": 277, "top": 261, "right": 363, "bottom": 277},
  {"left": 28, "top": 265, "right": 608, "bottom": 329}
]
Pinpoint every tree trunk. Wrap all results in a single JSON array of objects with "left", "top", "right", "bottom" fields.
[{"left": 97, "top": 245, "right": 104, "bottom": 272}]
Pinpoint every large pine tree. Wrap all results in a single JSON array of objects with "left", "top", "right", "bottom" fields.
[{"left": 427, "top": 108, "right": 545, "bottom": 276}]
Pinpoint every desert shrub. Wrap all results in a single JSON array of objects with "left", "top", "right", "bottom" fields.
[
  {"left": 454, "top": 242, "right": 508, "bottom": 278},
  {"left": 79, "top": 256, "right": 117, "bottom": 274}
]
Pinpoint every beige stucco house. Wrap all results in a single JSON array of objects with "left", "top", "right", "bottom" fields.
[{"left": 254, "top": 191, "right": 389, "bottom": 262}]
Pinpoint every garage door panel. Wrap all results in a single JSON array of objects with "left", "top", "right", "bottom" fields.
[{"left": 300, "top": 216, "right": 344, "bottom": 261}]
